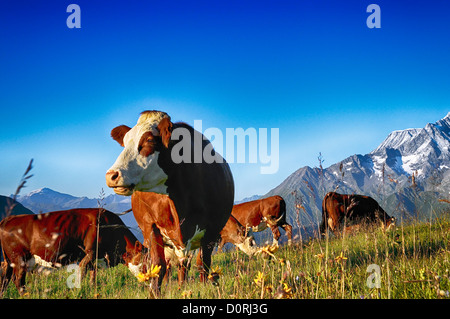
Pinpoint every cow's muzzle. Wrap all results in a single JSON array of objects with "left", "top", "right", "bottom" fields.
[{"left": 105, "top": 170, "right": 135, "bottom": 196}]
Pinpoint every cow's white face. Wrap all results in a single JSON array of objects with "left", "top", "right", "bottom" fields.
[{"left": 106, "top": 111, "right": 173, "bottom": 196}]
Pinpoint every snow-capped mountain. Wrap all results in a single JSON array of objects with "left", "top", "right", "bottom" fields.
[
  {"left": 265, "top": 112, "right": 450, "bottom": 229},
  {"left": 370, "top": 112, "right": 449, "bottom": 190}
]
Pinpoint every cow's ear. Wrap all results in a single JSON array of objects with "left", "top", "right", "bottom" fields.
[
  {"left": 135, "top": 240, "right": 142, "bottom": 251},
  {"left": 122, "top": 252, "right": 131, "bottom": 262},
  {"left": 111, "top": 125, "right": 131, "bottom": 147},
  {"left": 157, "top": 117, "right": 173, "bottom": 148}
]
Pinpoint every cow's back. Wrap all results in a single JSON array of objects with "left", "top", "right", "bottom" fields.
[
  {"left": 34, "top": 209, "right": 98, "bottom": 263},
  {"left": 160, "top": 123, "right": 235, "bottom": 243},
  {"left": 231, "top": 198, "right": 264, "bottom": 227}
]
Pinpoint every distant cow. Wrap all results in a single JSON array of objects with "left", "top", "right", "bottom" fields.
[
  {"left": 218, "top": 214, "right": 258, "bottom": 256},
  {"left": 229, "top": 196, "right": 292, "bottom": 246},
  {"left": 0, "top": 208, "right": 142, "bottom": 295},
  {"left": 320, "top": 192, "right": 395, "bottom": 238},
  {"left": 106, "top": 111, "right": 234, "bottom": 294}
]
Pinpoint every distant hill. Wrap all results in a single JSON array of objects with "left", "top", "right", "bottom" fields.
[
  {"left": 264, "top": 112, "right": 450, "bottom": 236},
  {"left": 13, "top": 188, "right": 141, "bottom": 242},
  {"left": 234, "top": 194, "right": 261, "bottom": 205},
  {"left": 0, "top": 195, "right": 34, "bottom": 220}
]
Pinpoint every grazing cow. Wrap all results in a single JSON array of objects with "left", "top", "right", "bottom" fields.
[
  {"left": 218, "top": 214, "right": 258, "bottom": 256},
  {"left": 320, "top": 192, "right": 395, "bottom": 238},
  {"left": 0, "top": 208, "right": 142, "bottom": 295},
  {"left": 230, "top": 196, "right": 292, "bottom": 246},
  {"left": 105, "top": 110, "right": 234, "bottom": 293}
]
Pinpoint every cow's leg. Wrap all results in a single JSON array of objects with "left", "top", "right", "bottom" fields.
[
  {"left": 280, "top": 223, "right": 293, "bottom": 245},
  {"left": 177, "top": 257, "right": 189, "bottom": 286},
  {"left": 319, "top": 219, "right": 328, "bottom": 239},
  {"left": 270, "top": 225, "right": 281, "bottom": 245},
  {"left": 217, "top": 238, "right": 225, "bottom": 253},
  {"left": 12, "top": 258, "right": 27, "bottom": 295},
  {"left": 0, "top": 261, "right": 13, "bottom": 297},
  {"left": 163, "top": 262, "right": 171, "bottom": 284},
  {"left": 197, "top": 240, "right": 214, "bottom": 283},
  {"left": 148, "top": 224, "right": 166, "bottom": 296},
  {"left": 329, "top": 218, "right": 341, "bottom": 237},
  {"left": 79, "top": 250, "right": 94, "bottom": 282}
]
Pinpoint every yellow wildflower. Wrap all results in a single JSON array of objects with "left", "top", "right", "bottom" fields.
[
  {"left": 283, "top": 282, "right": 293, "bottom": 295},
  {"left": 181, "top": 290, "right": 193, "bottom": 299},
  {"left": 335, "top": 252, "right": 348, "bottom": 263},
  {"left": 253, "top": 271, "right": 266, "bottom": 286},
  {"left": 256, "top": 243, "right": 279, "bottom": 259},
  {"left": 137, "top": 264, "right": 161, "bottom": 282},
  {"left": 209, "top": 266, "right": 223, "bottom": 276},
  {"left": 314, "top": 253, "right": 325, "bottom": 259},
  {"left": 208, "top": 266, "right": 223, "bottom": 284},
  {"left": 274, "top": 282, "right": 294, "bottom": 299}
]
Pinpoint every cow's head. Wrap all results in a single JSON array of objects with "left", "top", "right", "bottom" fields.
[
  {"left": 236, "top": 235, "right": 259, "bottom": 256},
  {"left": 122, "top": 239, "right": 147, "bottom": 278},
  {"left": 106, "top": 111, "right": 173, "bottom": 196},
  {"left": 384, "top": 216, "right": 396, "bottom": 230}
]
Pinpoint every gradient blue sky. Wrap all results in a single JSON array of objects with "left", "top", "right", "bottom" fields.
[{"left": 1, "top": 0, "right": 449, "bottom": 201}]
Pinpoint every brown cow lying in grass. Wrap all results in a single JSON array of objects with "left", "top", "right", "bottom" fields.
[{"left": 0, "top": 208, "right": 142, "bottom": 296}]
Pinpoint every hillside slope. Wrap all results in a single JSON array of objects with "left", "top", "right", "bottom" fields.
[{"left": 0, "top": 195, "right": 34, "bottom": 220}]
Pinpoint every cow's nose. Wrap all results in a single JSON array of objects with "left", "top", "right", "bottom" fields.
[{"left": 106, "top": 170, "right": 121, "bottom": 186}]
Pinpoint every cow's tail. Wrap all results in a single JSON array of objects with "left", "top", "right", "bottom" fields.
[
  {"left": 319, "top": 192, "right": 331, "bottom": 238},
  {"left": 278, "top": 198, "right": 287, "bottom": 225},
  {"left": 0, "top": 218, "right": 5, "bottom": 264}
]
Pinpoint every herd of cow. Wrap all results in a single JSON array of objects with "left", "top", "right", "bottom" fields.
[{"left": 0, "top": 110, "right": 395, "bottom": 297}]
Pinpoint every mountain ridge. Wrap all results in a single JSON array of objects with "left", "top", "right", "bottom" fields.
[{"left": 264, "top": 112, "right": 450, "bottom": 233}]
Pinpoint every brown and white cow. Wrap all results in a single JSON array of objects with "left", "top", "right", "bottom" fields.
[
  {"left": 130, "top": 191, "right": 189, "bottom": 286},
  {"left": 105, "top": 110, "right": 234, "bottom": 293},
  {"left": 0, "top": 208, "right": 142, "bottom": 296},
  {"left": 319, "top": 192, "right": 395, "bottom": 238},
  {"left": 130, "top": 192, "right": 257, "bottom": 285},
  {"left": 218, "top": 214, "right": 258, "bottom": 256},
  {"left": 229, "top": 196, "right": 293, "bottom": 246}
]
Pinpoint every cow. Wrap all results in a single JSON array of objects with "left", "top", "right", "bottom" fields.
[
  {"left": 218, "top": 214, "right": 258, "bottom": 256},
  {"left": 0, "top": 208, "right": 143, "bottom": 296},
  {"left": 105, "top": 110, "right": 234, "bottom": 294},
  {"left": 129, "top": 192, "right": 256, "bottom": 286},
  {"left": 130, "top": 191, "right": 189, "bottom": 286},
  {"left": 319, "top": 192, "right": 395, "bottom": 238},
  {"left": 229, "top": 196, "right": 292, "bottom": 246}
]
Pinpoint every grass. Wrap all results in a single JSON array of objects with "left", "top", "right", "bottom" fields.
[{"left": 2, "top": 212, "right": 450, "bottom": 299}]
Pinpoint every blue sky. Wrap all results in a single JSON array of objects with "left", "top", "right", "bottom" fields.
[{"left": 1, "top": 0, "right": 449, "bottom": 201}]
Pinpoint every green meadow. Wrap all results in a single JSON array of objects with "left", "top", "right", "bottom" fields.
[{"left": 3, "top": 211, "right": 450, "bottom": 299}]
